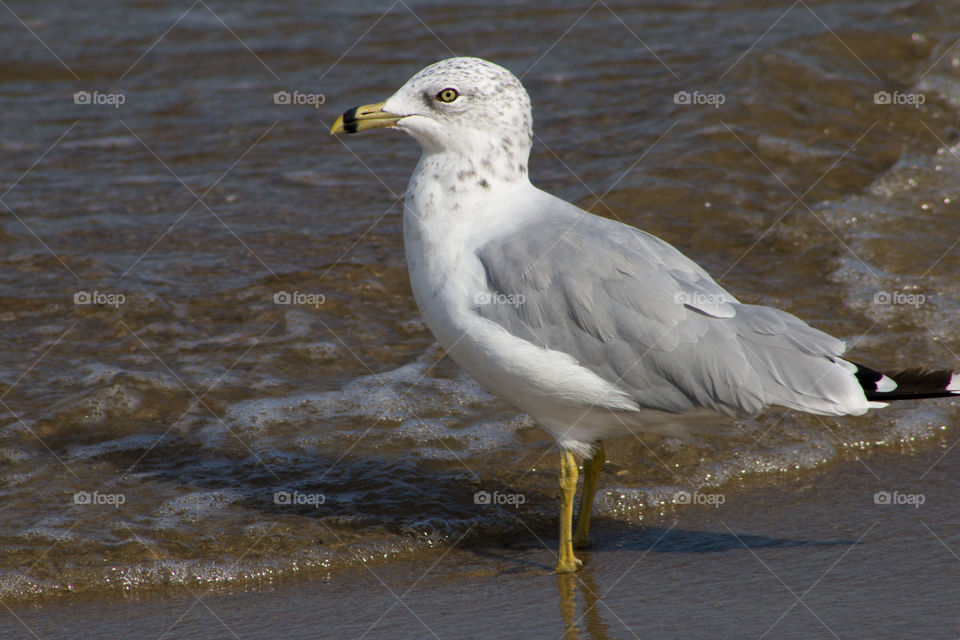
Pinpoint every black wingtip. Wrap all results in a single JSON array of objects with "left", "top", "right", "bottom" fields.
[
  {"left": 854, "top": 364, "right": 885, "bottom": 394},
  {"left": 853, "top": 362, "right": 960, "bottom": 401}
]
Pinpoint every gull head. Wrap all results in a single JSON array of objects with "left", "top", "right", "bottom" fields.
[{"left": 332, "top": 57, "right": 533, "bottom": 183}]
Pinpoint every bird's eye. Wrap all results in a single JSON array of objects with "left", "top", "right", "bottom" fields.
[{"left": 435, "top": 88, "right": 459, "bottom": 103}]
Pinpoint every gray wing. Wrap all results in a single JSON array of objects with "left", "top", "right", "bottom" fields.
[{"left": 474, "top": 196, "right": 859, "bottom": 418}]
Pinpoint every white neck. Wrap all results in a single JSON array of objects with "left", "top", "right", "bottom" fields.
[
  {"left": 401, "top": 146, "right": 538, "bottom": 326},
  {"left": 405, "top": 142, "right": 531, "bottom": 218}
]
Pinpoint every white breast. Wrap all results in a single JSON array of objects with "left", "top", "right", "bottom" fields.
[{"left": 401, "top": 159, "right": 638, "bottom": 428}]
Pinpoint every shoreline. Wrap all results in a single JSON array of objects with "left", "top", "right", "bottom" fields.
[{"left": 7, "top": 439, "right": 959, "bottom": 639}]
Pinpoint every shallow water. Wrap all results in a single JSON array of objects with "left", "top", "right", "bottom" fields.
[
  {"left": 12, "top": 446, "right": 960, "bottom": 639},
  {"left": 1, "top": 0, "right": 960, "bottom": 604}
]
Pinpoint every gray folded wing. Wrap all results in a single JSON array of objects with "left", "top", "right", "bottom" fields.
[{"left": 474, "top": 196, "right": 863, "bottom": 418}]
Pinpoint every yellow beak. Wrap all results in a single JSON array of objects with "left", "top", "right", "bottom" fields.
[{"left": 330, "top": 101, "right": 400, "bottom": 135}]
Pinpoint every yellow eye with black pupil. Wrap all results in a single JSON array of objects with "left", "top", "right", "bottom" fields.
[{"left": 436, "top": 88, "right": 459, "bottom": 103}]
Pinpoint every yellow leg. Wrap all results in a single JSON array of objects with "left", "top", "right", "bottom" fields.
[
  {"left": 556, "top": 450, "right": 583, "bottom": 573},
  {"left": 573, "top": 440, "right": 605, "bottom": 549}
]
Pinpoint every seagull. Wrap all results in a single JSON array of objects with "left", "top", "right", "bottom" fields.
[{"left": 331, "top": 57, "right": 959, "bottom": 573}]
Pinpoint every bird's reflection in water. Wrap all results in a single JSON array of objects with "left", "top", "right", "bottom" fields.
[
  {"left": 551, "top": 526, "right": 850, "bottom": 638},
  {"left": 556, "top": 561, "right": 615, "bottom": 640}
]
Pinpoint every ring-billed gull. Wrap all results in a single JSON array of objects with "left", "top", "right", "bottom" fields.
[{"left": 331, "top": 57, "right": 959, "bottom": 573}]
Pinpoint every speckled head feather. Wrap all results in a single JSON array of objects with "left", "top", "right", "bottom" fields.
[{"left": 383, "top": 57, "right": 533, "bottom": 183}]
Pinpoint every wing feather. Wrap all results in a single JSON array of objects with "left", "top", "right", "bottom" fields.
[{"left": 474, "top": 194, "right": 867, "bottom": 417}]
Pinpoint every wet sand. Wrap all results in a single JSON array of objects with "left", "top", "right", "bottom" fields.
[{"left": 8, "top": 440, "right": 958, "bottom": 639}]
